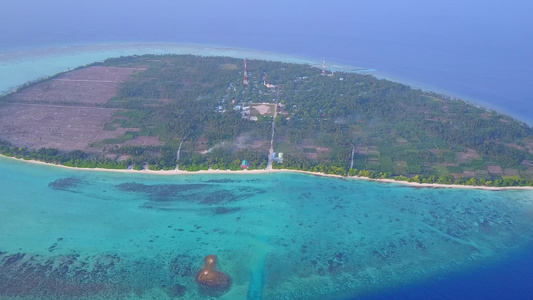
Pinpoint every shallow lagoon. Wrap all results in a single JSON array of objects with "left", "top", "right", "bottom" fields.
[{"left": 1, "top": 156, "right": 533, "bottom": 299}]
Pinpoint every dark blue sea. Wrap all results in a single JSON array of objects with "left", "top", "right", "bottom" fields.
[
  {"left": 357, "top": 243, "right": 533, "bottom": 300},
  {"left": 1, "top": 2, "right": 533, "bottom": 299}
]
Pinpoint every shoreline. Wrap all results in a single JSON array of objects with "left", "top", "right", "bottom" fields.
[{"left": 3, "top": 154, "right": 532, "bottom": 191}]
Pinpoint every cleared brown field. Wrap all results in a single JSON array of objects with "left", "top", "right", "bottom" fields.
[
  {"left": 0, "top": 66, "right": 147, "bottom": 153},
  {"left": 503, "top": 168, "right": 519, "bottom": 176},
  {"left": 59, "top": 66, "right": 143, "bottom": 81},
  {"left": 456, "top": 148, "right": 479, "bottom": 164},
  {"left": 123, "top": 136, "right": 163, "bottom": 147},
  {"left": 9, "top": 66, "right": 142, "bottom": 106},
  {"left": 234, "top": 133, "right": 269, "bottom": 151},
  {"left": 0, "top": 103, "right": 116, "bottom": 152},
  {"left": 249, "top": 103, "right": 275, "bottom": 117},
  {"left": 487, "top": 165, "right": 503, "bottom": 174}
]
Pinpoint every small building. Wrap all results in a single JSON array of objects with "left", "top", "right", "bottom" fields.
[
  {"left": 272, "top": 152, "right": 284, "bottom": 163},
  {"left": 241, "top": 160, "right": 250, "bottom": 169}
]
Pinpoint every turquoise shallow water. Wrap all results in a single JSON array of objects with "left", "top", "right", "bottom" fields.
[{"left": 1, "top": 156, "right": 533, "bottom": 299}]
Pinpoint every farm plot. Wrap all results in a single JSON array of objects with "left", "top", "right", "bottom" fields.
[
  {"left": 0, "top": 103, "right": 116, "bottom": 152},
  {"left": 9, "top": 66, "right": 142, "bottom": 106},
  {"left": 0, "top": 66, "right": 144, "bottom": 153}
]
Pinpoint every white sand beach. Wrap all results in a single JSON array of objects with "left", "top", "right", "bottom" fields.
[{"left": 3, "top": 154, "right": 532, "bottom": 191}]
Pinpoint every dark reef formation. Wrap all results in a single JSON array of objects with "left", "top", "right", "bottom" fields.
[
  {"left": 116, "top": 182, "right": 265, "bottom": 209},
  {"left": 196, "top": 255, "right": 232, "bottom": 296},
  {"left": 213, "top": 206, "right": 242, "bottom": 215},
  {"left": 48, "top": 177, "right": 86, "bottom": 191},
  {"left": 0, "top": 251, "right": 120, "bottom": 298},
  {"left": 0, "top": 250, "right": 189, "bottom": 299},
  {"left": 170, "top": 283, "right": 187, "bottom": 297}
]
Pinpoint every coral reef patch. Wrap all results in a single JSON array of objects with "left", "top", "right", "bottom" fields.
[
  {"left": 115, "top": 182, "right": 265, "bottom": 209},
  {"left": 48, "top": 177, "right": 86, "bottom": 191}
]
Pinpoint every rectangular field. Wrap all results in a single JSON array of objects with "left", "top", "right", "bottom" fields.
[
  {"left": 0, "top": 103, "right": 116, "bottom": 152},
  {"left": 9, "top": 66, "right": 142, "bottom": 106}
]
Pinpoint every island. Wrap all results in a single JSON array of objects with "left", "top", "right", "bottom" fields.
[{"left": 0, "top": 54, "right": 532, "bottom": 187}]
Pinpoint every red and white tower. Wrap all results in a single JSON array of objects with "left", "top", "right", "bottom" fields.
[
  {"left": 243, "top": 59, "right": 249, "bottom": 85},
  {"left": 322, "top": 58, "right": 326, "bottom": 76}
]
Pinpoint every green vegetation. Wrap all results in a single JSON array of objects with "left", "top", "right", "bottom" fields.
[
  {"left": 0, "top": 141, "right": 129, "bottom": 169},
  {"left": 1, "top": 54, "right": 533, "bottom": 187}
]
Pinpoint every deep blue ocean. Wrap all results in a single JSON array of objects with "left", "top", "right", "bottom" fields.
[
  {"left": 1, "top": 1, "right": 533, "bottom": 299},
  {"left": 358, "top": 244, "right": 533, "bottom": 300}
]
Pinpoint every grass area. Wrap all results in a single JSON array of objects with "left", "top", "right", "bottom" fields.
[
  {"left": 432, "top": 165, "right": 451, "bottom": 177},
  {"left": 101, "top": 133, "right": 135, "bottom": 145}
]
